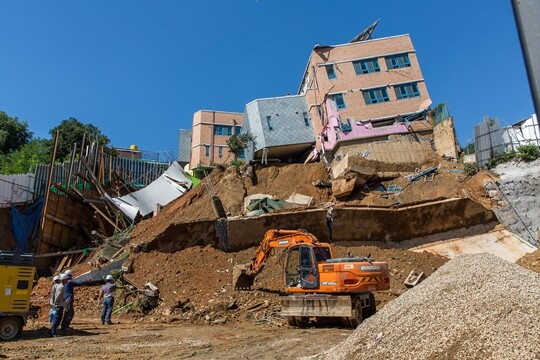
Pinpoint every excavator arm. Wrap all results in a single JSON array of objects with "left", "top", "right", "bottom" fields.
[{"left": 233, "top": 229, "right": 321, "bottom": 289}]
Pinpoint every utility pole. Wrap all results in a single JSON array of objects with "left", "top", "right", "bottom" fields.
[{"left": 512, "top": 0, "right": 540, "bottom": 132}]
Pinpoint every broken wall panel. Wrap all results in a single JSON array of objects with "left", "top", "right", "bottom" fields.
[
  {"left": 433, "top": 117, "right": 460, "bottom": 160},
  {"left": 334, "top": 134, "right": 434, "bottom": 164}
]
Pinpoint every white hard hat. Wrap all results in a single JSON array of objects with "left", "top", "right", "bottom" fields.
[
  {"left": 53, "top": 275, "right": 60, "bottom": 281},
  {"left": 64, "top": 269, "right": 73, "bottom": 276},
  {"left": 60, "top": 273, "right": 69, "bottom": 280},
  {"left": 105, "top": 275, "right": 114, "bottom": 281}
]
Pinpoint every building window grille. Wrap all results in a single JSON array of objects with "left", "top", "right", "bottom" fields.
[
  {"left": 353, "top": 58, "right": 380, "bottom": 74},
  {"left": 303, "top": 112, "right": 310, "bottom": 126},
  {"left": 325, "top": 64, "right": 337, "bottom": 79},
  {"left": 332, "top": 94, "right": 346, "bottom": 109},
  {"left": 266, "top": 116, "right": 274, "bottom": 131},
  {"left": 394, "top": 82, "right": 420, "bottom": 99},
  {"left": 363, "top": 87, "right": 390, "bottom": 104},
  {"left": 385, "top": 53, "right": 411, "bottom": 69},
  {"left": 214, "top": 125, "right": 233, "bottom": 136}
]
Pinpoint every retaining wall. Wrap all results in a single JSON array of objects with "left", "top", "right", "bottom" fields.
[{"left": 142, "top": 198, "right": 498, "bottom": 253}]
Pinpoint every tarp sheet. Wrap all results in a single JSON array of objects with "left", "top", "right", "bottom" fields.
[
  {"left": 10, "top": 197, "right": 44, "bottom": 251},
  {"left": 111, "top": 162, "right": 192, "bottom": 220}
]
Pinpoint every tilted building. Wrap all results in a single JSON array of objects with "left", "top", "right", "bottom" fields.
[{"left": 298, "top": 33, "right": 434, "bottom": 158}]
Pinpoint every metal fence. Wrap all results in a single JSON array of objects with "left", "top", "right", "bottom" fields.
[
  {"left": 474, "top": 115, "right": 540, "bottom": 168},
  {"left": 0, "top": 157, "right": 170, "bottom": 205}
]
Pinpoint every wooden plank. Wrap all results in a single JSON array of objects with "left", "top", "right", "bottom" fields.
[
  {"left": 65, "top": 254, "right": 73, "bottom": 268},
  {"left": 35, "top": 248, "right": 94, "bottom": 258},
  {"left": 44, "top": 214, "right": 78, "bottom": 230},
  {"left": 55, "top": 255, "right": 69, "bottom": 273}
]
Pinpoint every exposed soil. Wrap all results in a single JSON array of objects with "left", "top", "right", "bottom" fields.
[
  {"left": 1, "top": 321, "right": 353, "bottom": 360},
  {"left": 517, "top": 248, "right": 540, "bottom": 274}
]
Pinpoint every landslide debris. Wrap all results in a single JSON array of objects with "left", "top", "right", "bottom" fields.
[
  {"left": 123, "top": 244, "right": 447, "bottom": 325},
  {"left": 310, "top": 253, "right": 540, "bottom": 360}
]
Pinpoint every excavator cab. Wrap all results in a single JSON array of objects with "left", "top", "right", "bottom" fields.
[{"left": 284, "top": 245, "right": 319, "bottom": 290}]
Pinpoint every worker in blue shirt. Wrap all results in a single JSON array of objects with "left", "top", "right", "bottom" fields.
[{"left": 61, "top": 269, "right": 85, "bottom": 331}]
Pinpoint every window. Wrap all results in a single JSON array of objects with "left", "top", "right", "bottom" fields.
[
  {"left": 325, "top": 64, "right": 336, "bottom": 79},
  {"left": 341, "top": 119, "right": 352, "bottom": 132},
  {"left": 394, "top": 82, "right": 420, "bottom": 99},
  {"left": 363, "top": 87, "right": 390, "bottom": 104},
  {"left": 303, "top": 112, "right": 310, "bottom": 126},
  {"left": 218, "top": 146, "right": 223, "bottom": 158},
  {"left": 205, "top": 145, "right": 210, "bottom": 157},
  {"left": 235, "top": 126, "right": 242, "bottom": 135},
  {"left": 385, "top": 53, "right": 411, "bottom": 69},
  {"left": 239, "top": 148, "right": 245, "bottom": 159},
  {"left": 266, "top": 116, "right": 274, "bottom": 131},
  {"left": 214, "top": 125, "right": 232, "bottom": 136},
  {"left": 332, "top": 94, "right": 346, "bottom": 109},
  {"left": 353, "top": 58, "right": 380, "bottom": 74}
]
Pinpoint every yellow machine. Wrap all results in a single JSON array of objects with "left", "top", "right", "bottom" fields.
[{"left": 0, "top": 251, "right": 36, "bottom": 340}]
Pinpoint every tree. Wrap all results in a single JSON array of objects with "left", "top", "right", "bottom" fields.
[
  {"left": 0, "top": 111, "right": 32, "bottom": 154},
  {"left": 49, "top": 118, "right": 111, "bottom": 160},
  {"left": 0, "top": 138, "right": 51, "bottom": 174},
  {"left": 226, "top": 133, "right": 255, "bottom": 161}
]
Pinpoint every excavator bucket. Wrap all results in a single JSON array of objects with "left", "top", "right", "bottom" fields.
[{"left": 233, "top": 264, "right": 255, "bottom": 290}]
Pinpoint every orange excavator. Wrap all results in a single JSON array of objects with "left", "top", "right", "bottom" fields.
[{"left": 233, "top": 229, "right": 390, "bottom": 327}]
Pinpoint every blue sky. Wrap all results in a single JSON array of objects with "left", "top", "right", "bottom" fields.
[{"left": 0, "top": 0, "right": 533, "bottom": 156}]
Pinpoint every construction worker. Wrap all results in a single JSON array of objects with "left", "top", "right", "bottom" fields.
[
  {"left": 61, "top": 269, "right": 84, "bottom": 331},
  {"left": 49, "top": 275, "right": 61, "bottom": 324},
  {"left": 50, "top": 273, "right": 69, "bottom": 337},
  {"left": 98, "top": 274, "right": 116, "bottom": 325}
]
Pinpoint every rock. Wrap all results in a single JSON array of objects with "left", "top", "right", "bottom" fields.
[
  {"left": 332, "top": 178, "right": 356, "bottom": 199},
  {"left": 227, "top": 300, "right": 238, "bottom": 310}
]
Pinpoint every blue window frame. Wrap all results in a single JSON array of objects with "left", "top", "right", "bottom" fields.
[
  {"left": 303, "top": 112, "right": 310, "bottom": 126},
  {"left": 385, "top": 53, "right": 411, "bottom": 69},
  {"left": 239, "top": 149, "right": 245, "bottom": 159},
  {"left": 325, "top": 64, "right": 336, "bottom": 79},
  {"left": 332, "top": 94, "right": 346, "bottom": 109},
  {"left": 266, "top": 116, "right": 274, "bottom": 131},
  {"left": 394, "top": 82, "right": 420, "bottom": 99},
  {"left": 214, "top": 125, "right": 232, "bottom": 136},
  {"left": 235, "top": 126, "right": 241, "bottom": 135},
  {"left": 363, "top": 87, "right": 390, "bottom": 104},
  {"left": 205, "top": 145, "right": 210, "bottom": 157},
  {"left": 353, "top": 58, "right": 380, "bottom": 75}
]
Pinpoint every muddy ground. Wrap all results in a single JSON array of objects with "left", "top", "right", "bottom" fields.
[{"left": 0, "top": 320, "right": 352, "bottom": 359}]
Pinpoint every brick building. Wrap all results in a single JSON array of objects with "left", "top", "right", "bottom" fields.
[
  {"left": 298, "top": 34, "right": 433, "bottom": 154},
  {"left": 180, "top": 110, "right": 243, "bottom": 169}
]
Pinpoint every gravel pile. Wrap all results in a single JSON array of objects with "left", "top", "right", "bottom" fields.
[{"left": 306, "top": 253, "right": 540, "bottom": 360}]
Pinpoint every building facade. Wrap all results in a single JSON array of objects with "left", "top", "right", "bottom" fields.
[
  {"left": 298, "top": 34, "right": 433, "bottom": 153},
  {"left": 241, "top": 95, "right": 315, "bottom": 162},
  {"left": 183, "top": 110, "right": 243, "bottom": 169}
]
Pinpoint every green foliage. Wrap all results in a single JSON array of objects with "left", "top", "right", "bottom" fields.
[
  {"left": 516, "top": 144, "right": 540, "bottom": 162},
  {"left": 0, "top": 138, "right": 51, "bottom": 174},
  {"left": 463, "top": 163, "right": 478, "bottom": 177},
  {"left": 485, "top": 144, "right": 540, "bottom": 169},
  {"left": 0, "top": 111, "right": 32, "bottom": 154},
  {"left": 49, "top": 118, "right": 111, "bottom": 160},
  {"left": 226, "top": 132, "right": 255, "bottom": 160},
  {"left": 229, "top": 159, "right": 246, "bottom": 167},
  {"left": 461, "top": 142, "right": 475, "bottom": 155}
]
